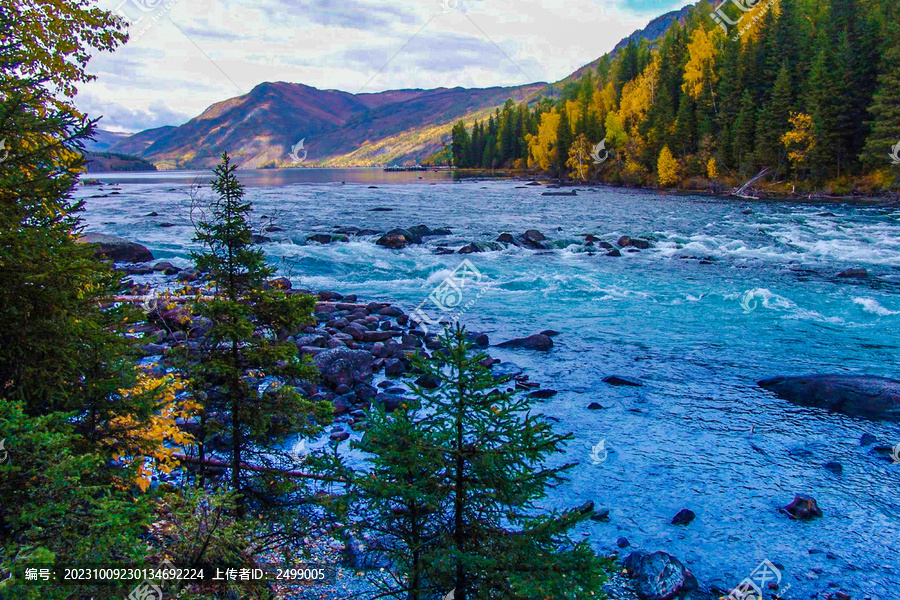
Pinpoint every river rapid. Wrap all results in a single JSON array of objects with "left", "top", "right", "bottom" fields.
[{"left": 77, "top": 169, "right": 900, "bottom": 599}]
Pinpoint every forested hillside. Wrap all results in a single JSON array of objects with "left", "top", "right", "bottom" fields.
[{"left": 450, "top": 0, "right": 900, "bottom": 192}]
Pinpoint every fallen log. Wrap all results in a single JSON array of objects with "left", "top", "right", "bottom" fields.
[
  {"left": 732, "top": 167, "right": 771, "bottom": 199},
  {"left": 173, "top": 453, "right": 349, "bottom": 483}
]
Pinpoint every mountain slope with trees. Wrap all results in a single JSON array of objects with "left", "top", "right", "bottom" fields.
[{"left": 451, "top": 0, "right": 900, "bottom": 193}]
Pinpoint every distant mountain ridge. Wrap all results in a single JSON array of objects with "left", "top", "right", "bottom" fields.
[{"left": 108, "top": 5, "right": 692, "bottom": 169}]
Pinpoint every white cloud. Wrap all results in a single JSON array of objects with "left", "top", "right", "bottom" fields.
[{"left": 79, "top": 0, "right": 692, "bottom": 132}]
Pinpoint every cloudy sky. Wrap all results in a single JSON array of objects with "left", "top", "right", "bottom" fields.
[{"left": 78, "top": 0, "right": 691, "bottom": 133}]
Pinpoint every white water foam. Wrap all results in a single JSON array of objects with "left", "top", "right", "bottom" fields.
[{"left": 853, "top": 297, "right": 899, "bottom": 316}]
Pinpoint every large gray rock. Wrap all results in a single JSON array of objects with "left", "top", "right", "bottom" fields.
[
  {"left": 313, "top": 348, "right": 374, "bottom": 388},
  {"left": 758, "top": 374, "right": 900, "bottom": 421},
  {"left": 496, "top": 333, "right": 554, "bottom": 351},
  {"left": 78, "top": 233, "right": 153, "bottom": 263},
  {"left": 624, "top": 551, "right": 707, "bottom": 600},
  {"left": 376, "top": 228, "right": 422, "bottom": 249}
]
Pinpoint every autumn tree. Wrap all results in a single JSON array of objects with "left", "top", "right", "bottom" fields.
[
  {"left": 657, "top": 145, "right": 680, "bottom": 186},
  {"left": 566, "top": 134, "right": 595, "bottom": 182},
  {"left": 782, "top": 112, "right": 817, "bottom": 186},
  {"left": 526, "top": 110, "right": 560, "bottom": 172}
]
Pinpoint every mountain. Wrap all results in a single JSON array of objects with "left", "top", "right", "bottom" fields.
[
  {"left": 110, "top": 82, "right": 547, "bottom": 169},
  {"left": 83, "top": 129, "right": 131, "bottom": 152},
  {"left": 562, "top": 3, "right": 695, "bottom": 83},
  {"left": 109, "top": 7, "right": 690, "bottom": 169}
]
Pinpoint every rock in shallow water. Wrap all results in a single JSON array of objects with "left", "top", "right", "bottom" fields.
[
  {"left": 781, "top": 494, "right": 823, "bottom": 520},
  {"left": 603, "top": 375, "right": 643, "bottom": 387},
  {"left": 313, "top": 348, "right": 373, "bottom": 388},
  {"left": 624, "top": 551, "right": 706, "bottom": 600},
  {"left": 671, "top": 509, "right": 696, "bottom": 526},
  {"left": 757, "top": 374, "right": 900, "bottom": 421},
  {"left": 496, "top": 334, "right": 554, "bottom": 351},
  {"left": 78, "top": 233, "right": 153, "bottom": 263}
]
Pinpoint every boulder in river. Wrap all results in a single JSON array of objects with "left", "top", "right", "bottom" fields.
[
  {"left": 781, "top": 494, "right": 823, "bottom": 520},
  {"left": 671, "top": 509, "right": 696, "bottom": 526},
  {"left": 517, "top": 229, "right": 549, "bottom": 249},
  {"left": 307, "top": 234, "right": 349, "bottom": 244},
  {"left": 313, "top": 348, "right": 374, "bottom": 388},
  {"left": 624, "top": 551, "right": 705, "bottom": 600},
  {"left": 603, "top": 375, "right": 643, "bottom": 387},
  {"left": 496, "top": 333, "right": 554, "bottom": 351},
  {"left": 78, "top": 233, "right": 153, "bottom": 263},
  {"left": 458, "top": 241, "right": 503, "bottom": 254},
  {"left": 757, "top": 374, "right": 900, "bottom": 421},
  {"left": 376, "top": 228, "right": 422, "bottom": 249},
  {"left": 837, "top": 268, "right": 868, "bottom": 278},
  {"left": 618, "top": 235, "right": 651, "bottom": 249}
]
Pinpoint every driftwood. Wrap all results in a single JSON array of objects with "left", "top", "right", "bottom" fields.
[
  {"left": 174, "top": 453, "right": 349, "bottom": 483},
  {"left": 732, "top": 167, "right": 771, "bottom": 199}
]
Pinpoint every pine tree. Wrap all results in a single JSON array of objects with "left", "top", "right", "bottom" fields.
[
  {"left": 182, "top": 153, "right": 333, "bottom": 517},
  {"left": 353, "top": 401, "right": 448, "bottom": 600},
  {"left": 0, "top": 3, "right": 174, "bottom": 596},
  {"left": 733, "top": 90, "right": 757, "bottom": 173},
  {"left": 861, "top": 27, "right": 900, "bottom": 171},
  {"left": 409, "top": 326, "right": 606, "bottom": 600},
  {"left": 451, "top": 120, "right": 470, "bottom": 167}
]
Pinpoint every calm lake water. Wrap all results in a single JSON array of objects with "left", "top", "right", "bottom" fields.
[{"left": 77, "top": 168, "right": 900, "bottom": 599}]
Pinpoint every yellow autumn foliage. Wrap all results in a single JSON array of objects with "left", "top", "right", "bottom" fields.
[
  {"left": 104, "top": 373, "right": 200, "bottom": 492},
  {"left": 526, "top": 110, "right": 561, "bottom": 171},
  {"left": 619, "top": 58, "right": 660, "bottom": 130},
  {"left": 657, "top": 145, "right": 680, "bottom": 186},
  {"left": 683, "top": 27, "right": 721, "bottom": 100}
]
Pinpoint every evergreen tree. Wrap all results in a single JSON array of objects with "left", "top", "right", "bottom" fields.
[
  {"left": 451, "top": 120, "right": 470, "bottom": 167},
  {"left": 861, "top": 27, "right": 900, "bottom": 171},
  {"left": 410, "top": 326, "right": 606, "bottom": 600},
  {"left": 182, "top": 153, "right": 333, "bottom": 517},
  {"left": 0, "top": 3, "right": 180, "bottom": 596},
  {"left": 733, "top": 91, "right": 757, "bottom": 173},
  {"left": 353, "top": 402, "right": 448, "bottom": 600}
]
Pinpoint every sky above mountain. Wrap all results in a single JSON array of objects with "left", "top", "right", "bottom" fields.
[{"left": 80, "top": 0, "right": 691, "bottom": 133}]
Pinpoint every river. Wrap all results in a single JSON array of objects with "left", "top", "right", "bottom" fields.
[{"left": 76, "top": 168, "right": 900, "bottom": 599}]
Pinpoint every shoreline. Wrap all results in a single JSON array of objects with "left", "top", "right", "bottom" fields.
[{"left": 81, "top": 167, "right": 900, "bottom": 205}]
